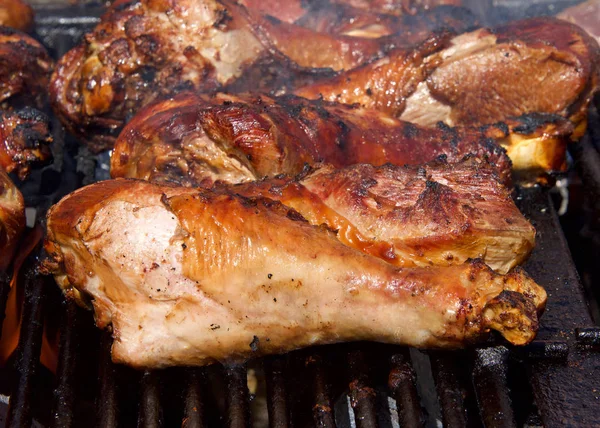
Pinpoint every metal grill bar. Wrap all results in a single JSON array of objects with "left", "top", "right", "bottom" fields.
[
  {"left": 518, "top": 340, "right": 569, "bottom": 360},
  {"left": 517, "top": 187, "right": 600, "bottom": 426},
  {"left": 388, "top": 348, "right": 423, "bottom": 427},
  {"left": 96, "top": 332, "right": 119, "bottom": 428},
  {"left": 264, "top": 356, "right": 289, "bottom": 428},
  {"left": 571, "top": 108, "right": 600, "bottom": 210},
  {"left": 429, "top": 353, "right": 467, "bottom": 428},
  {"left": 50, "top": 301, "right": 82, "bottom": 428},
  {"left": 347, "top": 348, "right": 378, "bottom": 428},
  {"left": 138, "top": 370, "right": 163, "bottom": 427},
  {"left": 182, "top": 369, "right": 204, "bottom": 428},
  {"left": 306, "top": 352, "right": 337, "bottom": 428},
  {"left": 6, "top": 267, "right": 46, "bottom": 428},
  {"left": 472, "top": 347, "right": 516, "bottom": 428},
  {"left": 224, "top": 364, "right": 251, "bottom": 428},
  {"left": 575, "top": 328, "right": 600, "bottom": 346},
  {"left": 138, "top": 370, "right": 163, "bottom": 428}
]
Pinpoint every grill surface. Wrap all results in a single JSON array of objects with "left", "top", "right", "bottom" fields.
[{"left": 0, "top": 1, "right": 600, "bottom": 427}]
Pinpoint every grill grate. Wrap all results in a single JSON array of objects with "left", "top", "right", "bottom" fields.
[
  {"left": 183, "top": 368, "right": 206, "bottom": 428},
  {"left": 96, "top": 332, "right": 119, "bottom": 428},
  {"left": 429, "top": 353, "right": 468, "bottom": 427},
  {"left": 49, "top": 301, "right": 80, "bottom": 428},
  {"left": 0, "top": 2, "right": 600, "bottom": 427},
  {"left": 388, "top": 349, "right": 422, "bottom": 427},
  {"left": 6, "top": 263, "right": 47, "bottom": 428},
  {"left": 264, "top": 356, "right": 290, "bottom": 428},
  {"left": 471, "top": 347, "right": 515, "bottom": 428}
]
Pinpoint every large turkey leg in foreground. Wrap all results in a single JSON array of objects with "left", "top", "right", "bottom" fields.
[
  {"left": 43, "top": 179, "right": 546, "bottom": 368},
  {"left": 111, "top": 92, "right": 570, "bottom": 185},
  {"left": 227, "top": 158, "right": 535, "bottom": 274}
]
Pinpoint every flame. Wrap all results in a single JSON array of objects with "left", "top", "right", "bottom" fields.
[{"left": 0, "top": 225, "right": 59, "bottom": 373}]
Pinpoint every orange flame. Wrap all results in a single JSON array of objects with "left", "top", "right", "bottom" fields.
[{"left": 0, "top": 225, "right": 59, "bottom": 373}]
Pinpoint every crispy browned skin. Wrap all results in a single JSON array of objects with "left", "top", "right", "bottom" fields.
[
  {"left": 0, "top": 108, "right": 52, "bottom": 179},
  {"left": 50, "top": 0, "right": 477, "bottom": 151},
  {"left": 0, "top": 0, "right": 33, "bottom": 32},
  {"left": 296, "top": 17, "right": 600, "bottom": 130},
  {"left": 0, "top": 168, "right": 24, "bottom": 271},
  {"left": 225, "top": 158, "right": 535, "bottom": 273},
  {"left": 43, "top": 178, "right": 546, "bottom": 368},
  {"left": 0, "top": 27, "right": 54, "bottom": 109},
  {"left": 295, "top": 31, "right": 453, "bottom": 115},
  {"left": 0, "top": 29, "right": 54, "bottom": 178},
  {"left": 111, "top": 92, "right": 515, "bottom": 186},
  {"left": 225, "top": 4, "right": 476, "bottom": 94},
  {"left": 50, "top": 0, "right": 267, "bottom": 152}
]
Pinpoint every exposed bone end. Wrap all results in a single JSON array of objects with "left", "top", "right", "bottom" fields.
[
  {"left": 502, "top": 267, "right": 548, "bottom": 313},
  {"left": 483, "top": 290, "right": 539, "bottom": 346}
]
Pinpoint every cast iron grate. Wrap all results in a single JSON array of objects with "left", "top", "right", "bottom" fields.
[{"left": 1, "top": 2, "right": 600, "bottom": 427}]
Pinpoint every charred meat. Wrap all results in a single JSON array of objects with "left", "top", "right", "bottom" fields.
[
  {"left": 43, "top": 178, "right": 546, "bottom": 368},
  {"left": 50, "top": 0, "right": 478, "bottom": 151},
  {"left": 0, "top": 26, "right": 54, "bottom": 110},
  {"left": 50, "top": 0, "right": 265, "bottom": 152},
  {"left": 296, "top": 17, "right": 600, "bottom": 133},
  {"left": 0, "top": 28, "right": 54, "bottom": 178},
  {"left": 110, "top": 92, "right": 511, "bottom": 185},
  {"left": 111, "top": 92, "right": 575, "bottom": 185},
  {"left": 0, "top": 108, "right": 53, "bottom": 179}
]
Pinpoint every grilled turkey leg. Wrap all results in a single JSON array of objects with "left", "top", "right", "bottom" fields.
[
  {"left": 111, "top": 92, "right": 573, "bottom": 185},
  {"left": 296, "top": 17, "right": 600, "bottom": 133},
  {"left": 49, "top": 0, "right": 476, "bottom": 151},
  {"left": 43, "top": 179, "right": 546, "bottom": 368},
  {"left": 0, "top": 108, "right": 53, "bottom": 179}
]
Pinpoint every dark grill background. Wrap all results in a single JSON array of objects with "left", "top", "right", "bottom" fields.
[{"left": 1, "top": 1, "right": 600, "bottom": 427}]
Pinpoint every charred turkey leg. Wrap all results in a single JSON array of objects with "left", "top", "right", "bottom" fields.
[
  {"left": 111, "top": 92, "right": 571, "bottom": 184},
  {"left": 296, "top": 17, "right": 600, "bottom": 133},
  {"left": 43, "top": 179, "right": 546, "bottom": 368},
  {"left": 49, "top": 0, "right": 477, "bottom": 151},
  {"left": 0, "top": 108, "right": 53, "bottom": 179}
]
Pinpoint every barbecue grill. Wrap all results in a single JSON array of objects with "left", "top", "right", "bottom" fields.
[{"left": 1, "top": 1, "right": 600, "bottom": 427}]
